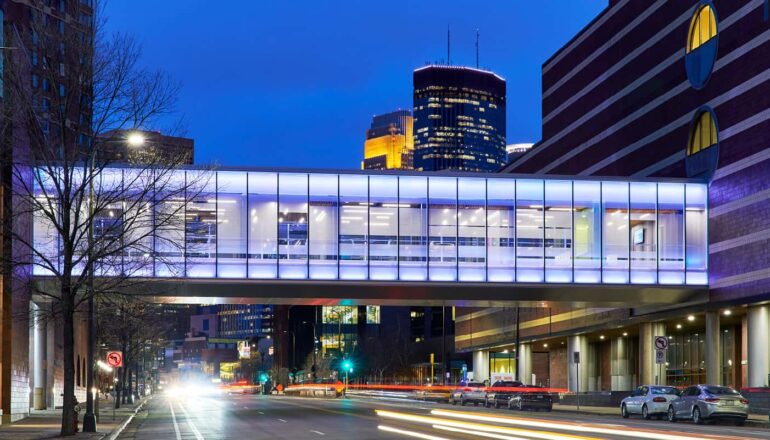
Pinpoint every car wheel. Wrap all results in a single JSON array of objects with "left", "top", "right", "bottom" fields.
[
  {"left": 474, "top": 402, "right": 478, "bottom": 406},
  {"left": 494, "top": 400, "right": 500, "bottom": 409},
  {"left": 734, "top": 419, "right": 745, "bottom": 427},
  {"left": 693, "top": 407, "right": 704, "bottom": 425},
  {"left": 642, "top": 405, "right": 651, "bottom": 420},
  {"left": 450, "top": 397, "right": 456, "bottom": 405},
  {"left": 484, "top": 400, "right": 490, "bottom": 408},
  {"left": 621, "top": 404, "right": 629, "bottom": 419},
  {"left": 460, "top": 398, "right": 465, "bottom": 406},
  {"left": 667, "top": 406, "right": 677, "bottom": 422}
]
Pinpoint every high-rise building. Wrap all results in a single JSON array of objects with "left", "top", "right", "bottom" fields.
[
  {"left": 196, "top": 305, "right": 274, "bottom": 340},
  {"left": 505, "top": 143, "right": 534, "bottom": 164},
  {"left": 362, "top": 110, "right": 414, "bottom": 170},
  {"left": 99, "top": 129, "right": 194, "bottom": 164},
  {"left": 413, "top": 65, "right": 507, "bottom": 172}
]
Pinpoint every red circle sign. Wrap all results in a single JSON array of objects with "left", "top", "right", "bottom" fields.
[{"left": 106, "top": 351, "right": 123, "bottom": 368}]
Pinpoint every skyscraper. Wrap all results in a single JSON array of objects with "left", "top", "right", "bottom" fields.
[
  {"left": 362, "top": 110, "right": 414, "bottom": 170},
  {"left": 413, "top": 65, "right": 507, "bottom": 172}
]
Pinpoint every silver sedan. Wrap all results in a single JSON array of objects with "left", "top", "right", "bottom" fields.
[
  {"left": 621, "top": 385, "right": 680, "bottom": 420},
  {"left": 667, "top": 385, "right": 749, "bottom": 425}
]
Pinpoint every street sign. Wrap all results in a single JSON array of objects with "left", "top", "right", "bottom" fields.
[
  {"left": 654, "top": 336, "right": 669, "bottom": 350},
  {"left": 573, "top": 351, "right": 580, "bottom": 364},
  {"left": 655, "top": 349, "right": 666, "bottom": 364},
  {"left": 106, "top": 351, "right": 123, "bottom": 368}
]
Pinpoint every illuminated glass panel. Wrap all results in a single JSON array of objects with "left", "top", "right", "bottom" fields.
[
  {"left": 487, "top": 179, "right": 515, "bottom": 282},
  {"left": 369, "top": 175, "right": 398, "bottom": 280},
  {"left": 248, "top": 172, "right": 278, "bottom": 278},
  {"left": 339, "top": 175, "right": 368, "bottom": 280},
  {"left": 278, "top": 173, "right": 308, "bottom": 279},
  {"left": 687, "top": 110, "right": 718, "bottom": 156},
  {"left": 516, "top": 180, "right": 544, "bottom": 282},
  {"left": 658, "top": 183, "right": 685, "bottom": 285},
  {"left": 186, "top": 170, "right": 217, "bottom": 277},
  {"left": 545, "top": 180, "right": 572, "bottom": 283},
  {"left": 122, "top": 168, "right": 154, "bottom": 277},
  {"left": 217, "top": 171, "right": 247, "bottom": 278},
  {"left": 573, "top": 181, "right": 601, "bottom": 283},
  {"left": 630, "top": 182, "right": 657, "bottom": 284},
  {"left": 458, "top": 178, "right": 486, "bottom": 282},
  {"left": 309, "top": 174, "right": 338, "bottom": 279},
  {"left": 602, "top": 182, "right": 629, "bottom": 284},
  {"left": 685, "top": 184, "right": 708, "bottom": 285},
  {"left": 154, "top": 170, "right": 186, "bottom": 277},
  {"left": 429, "top": 177, "right": 457, "bottom": 281},
  {"left": 399, "top": 176, "right": 428, "bottom": 281}
]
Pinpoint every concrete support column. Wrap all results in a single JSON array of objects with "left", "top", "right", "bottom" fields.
[
  {"left": 473, "top": 350, "right": 490, "bottom": 383},
  {"left": 518, "top": 343, "right": 532, "bottom": 384},
  {"left": 32, "top": 304, "right": 46, "bottom": 410},
  {"left": 568, "top": 335, "right": 589, "bottom": 392},
  {"left": 611, "top": 336, "right": 633, "bottom": 391},
  {"left": 747, "top": 305, "right": 770, "bottom": 387},
  {"left": 705, "top": 311, "right": 721, "bottom": 385},
  {"left": 639, "top": 322, "right": 666, "bottom": 385}
]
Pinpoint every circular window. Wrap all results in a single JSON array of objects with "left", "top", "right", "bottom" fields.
[
  {"left": 685, "top": 107, "right": 719, "bottom": 178},
  {"left": 685, "top": 2, "right": 718, "bottom": 89}
]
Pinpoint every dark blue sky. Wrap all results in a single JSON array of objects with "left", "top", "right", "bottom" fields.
[{"left": 104, "top": 1, "right": 606, "bottom": 169}]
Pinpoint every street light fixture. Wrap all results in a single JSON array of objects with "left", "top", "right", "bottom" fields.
[{"left": 126, "top": 131, "right": 146, "bottom": 147}]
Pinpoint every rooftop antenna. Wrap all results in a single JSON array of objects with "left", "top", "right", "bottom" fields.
[
  {"left": 447, "top": 25, "right": 451, "bottom": 65},
  {"left": 475, "top": 29, "right": 480, "bottom": 68}
]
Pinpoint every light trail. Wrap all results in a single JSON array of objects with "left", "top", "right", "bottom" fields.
[
  {"left": 376, "top": 409, "right": 597, "bottom": 440},
  {"left": 378, "top": 425, "right": 451, "bottom": 440},
  {"left": 431, "top": 409, "right": 748, "bottom": 440},
  {"left": 433, "top": 423, "right": 533, "bottom": 440}
]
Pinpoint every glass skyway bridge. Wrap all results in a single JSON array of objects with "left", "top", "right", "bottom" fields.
[{"left": 33, "top": 169, "right": 708, "bottom": 289}]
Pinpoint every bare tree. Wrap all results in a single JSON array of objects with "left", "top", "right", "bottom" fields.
[{"left": 0, "top": 2, "right": 202, "bottom": 435}]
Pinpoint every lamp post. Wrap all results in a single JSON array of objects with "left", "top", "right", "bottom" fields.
[
  {"left": 301, "top": 320, "right": 317, "bottom": 381},
  {"left": 83, "top": 131, "right": 144, "bottom": 432}
]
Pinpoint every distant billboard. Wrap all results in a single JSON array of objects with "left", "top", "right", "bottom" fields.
[{"left": 237, "top": 341, "right": 251, "bottom": 359}]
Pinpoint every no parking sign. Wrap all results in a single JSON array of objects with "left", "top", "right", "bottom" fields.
[{"left": 106, "top": 351, "right": 123, "bottom": 368}]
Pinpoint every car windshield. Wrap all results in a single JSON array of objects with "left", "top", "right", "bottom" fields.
[
  {"left": 704, "top": 386, "right": 740, "bottom": 395},
  {"left": 651, "top": 386, "right": 679, "bottom": 395},
  {"left": 493, "top": 381, "right": 522, "bottom": 387},
  {"left": 466, "top": 382, "right": 484, "bottom": 388}
]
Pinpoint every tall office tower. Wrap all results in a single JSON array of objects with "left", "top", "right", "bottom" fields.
[
  {"left": 195, "top": 305, "right": 274, "bottom": 339},
  {"left": 362, "top": 110, "right": 414, "bottom": 170},
  {"left": 413, "top": 65, "right": 507, "bottom": 172}
]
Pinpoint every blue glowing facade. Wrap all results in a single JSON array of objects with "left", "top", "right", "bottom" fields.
[{"left": 32, "top": 169, "right": 708, "bottom": 285}]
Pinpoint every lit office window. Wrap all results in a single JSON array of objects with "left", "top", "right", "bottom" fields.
[
  {"left": 278, "top": 173, "right": 308, "bottom": 279},
  {"left": 366, "top": 305, "right": 380, "bottom": 324},
  {"left": 458, "top": 178, "right": 486, "bottom": 282},
  {"left": 369, "top": 175, "right": 398, "bottom": 280},
  {"left": 248, "top": 172, "right": 278, "bottom": 278},
  {"left": 545, "top": 180, "right": 572, "bottom": 283},
  {"left": 122, "top": 168, "right": 154, "bottom": 277},
  {"left": 217, "top": 172, "right": 247, "bottom": 278},
  {"left": 154, "top": 170, "right": 187, "bottom": 277},
  {"left": 399, "top": 176, "right": 428, "bottom": 281},
  {"left": 602, "top": 182, "right": 629, "bottom": 283},
  {"left": 658, "top": 183, "right": 685, "bottom": 285},
  {"left": 339, "top": 175, "right": 368, "bottom": 279},
  {"left": 309, "top": 174, "right": 338, "bottom": 279},
  {"left": 687, "top": 4, "right": 717, "bottom": 53},
  {"left": 516, "top": 180, "right": 544, "bottom": 282},
  {"left": 687, "top": 110, "right": 718, "bottom": 156},
  {"left": 486, "top": 179, "right": 515, "bottom": 282},
  {"left": 429, "top": 177, "right": 457, "bottom": 281},
  {"left": 630, "top": 182, "right": 657, "bottom": 284},
  {"left": 92, "top": 169, "right": 124, "bottom": 277},
  {"left": 186, "top": 170, "right": 216, "bottom": 277}
]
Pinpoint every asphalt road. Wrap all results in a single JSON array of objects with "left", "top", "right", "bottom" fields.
[{"left": 117, "top": 393, "right": 769, "bottom": 440}]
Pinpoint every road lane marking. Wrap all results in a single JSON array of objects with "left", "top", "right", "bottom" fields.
[
  {"left": 278, "top": 418, "right": 287, "bottom": 423},
  {"left": 258, "top": 411, "right": 265, "bottom": 414},
  {"left": 176, "top": 401, "right": 205, "bottom": 440},
  {"left": 168, "top": 401, "right": 182, "bottom": 440},
  {"left": 378, "top": 425, "right": 450, "bottom": 440},
  {"left": 310, "top": 430, "right": 326, "bottom": 436}
]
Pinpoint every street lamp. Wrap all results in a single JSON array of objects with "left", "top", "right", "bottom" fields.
[
  {"left": 301, "top": 321, "right": 317, "bottom": 381},
  {"left": 83, "top": 132, "right": 142, "bottom": 432},
  {"left": 341, "top": 359, "right": 353, "bottom": 398}
]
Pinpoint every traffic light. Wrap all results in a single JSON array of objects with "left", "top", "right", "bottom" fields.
[
  {"left": 342, "top": 359, "right": 353, "bottom": 373},
  {"left": 259, "top": 372, "right": 268, "bottom": 383}
]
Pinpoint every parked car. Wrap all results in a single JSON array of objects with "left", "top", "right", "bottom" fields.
[
  {"left": 485, "top": 381, "right": 524, "bottom": 408},
  {"left": 449, "top": 382, "right": 487, "bottom": 406},
  {"left": 620, "top": 385, "right": 679, "bottom": 419},
  {"left": 508, "top": 385, "right": 553, "bottom": 412},
  {"left": 667, "top": 385, "right": 749, "bottom": 425}
]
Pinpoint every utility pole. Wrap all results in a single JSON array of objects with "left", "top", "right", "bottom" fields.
[
  {"left": 514, "top": 307, "right": 520, "bottom": 382},
  {"left": 476, "top": 29, "right": 480, "bottom": 68}
]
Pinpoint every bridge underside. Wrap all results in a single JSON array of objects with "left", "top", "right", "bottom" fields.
[{"left": 33, "top": 278, "right": 708, "bottom": 307}]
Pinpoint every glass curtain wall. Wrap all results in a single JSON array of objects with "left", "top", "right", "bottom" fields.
[{"left": 31, "top": 169, "right": 707, "bottom": 286}]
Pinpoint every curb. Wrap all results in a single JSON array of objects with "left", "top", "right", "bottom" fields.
[{"left": 103, "top": 396, "right": 153, "bottom": 440}]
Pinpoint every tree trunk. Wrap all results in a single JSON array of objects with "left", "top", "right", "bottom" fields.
[
  {"left": 60, "top": 292, "right": 76, "bottom": 436},
  {"left": 127, "top": 366, "right": 133, "bottom": 404},
  {"left": 114, "top": 367, "right": 121, "bottom": 409}
]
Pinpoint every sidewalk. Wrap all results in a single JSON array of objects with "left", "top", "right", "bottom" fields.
[
  {"left": 0, "top": 396, "right": 151, "bottom": 440},
  {"left": 552, "top": 403, "right": 770, "bottom": 428}
]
